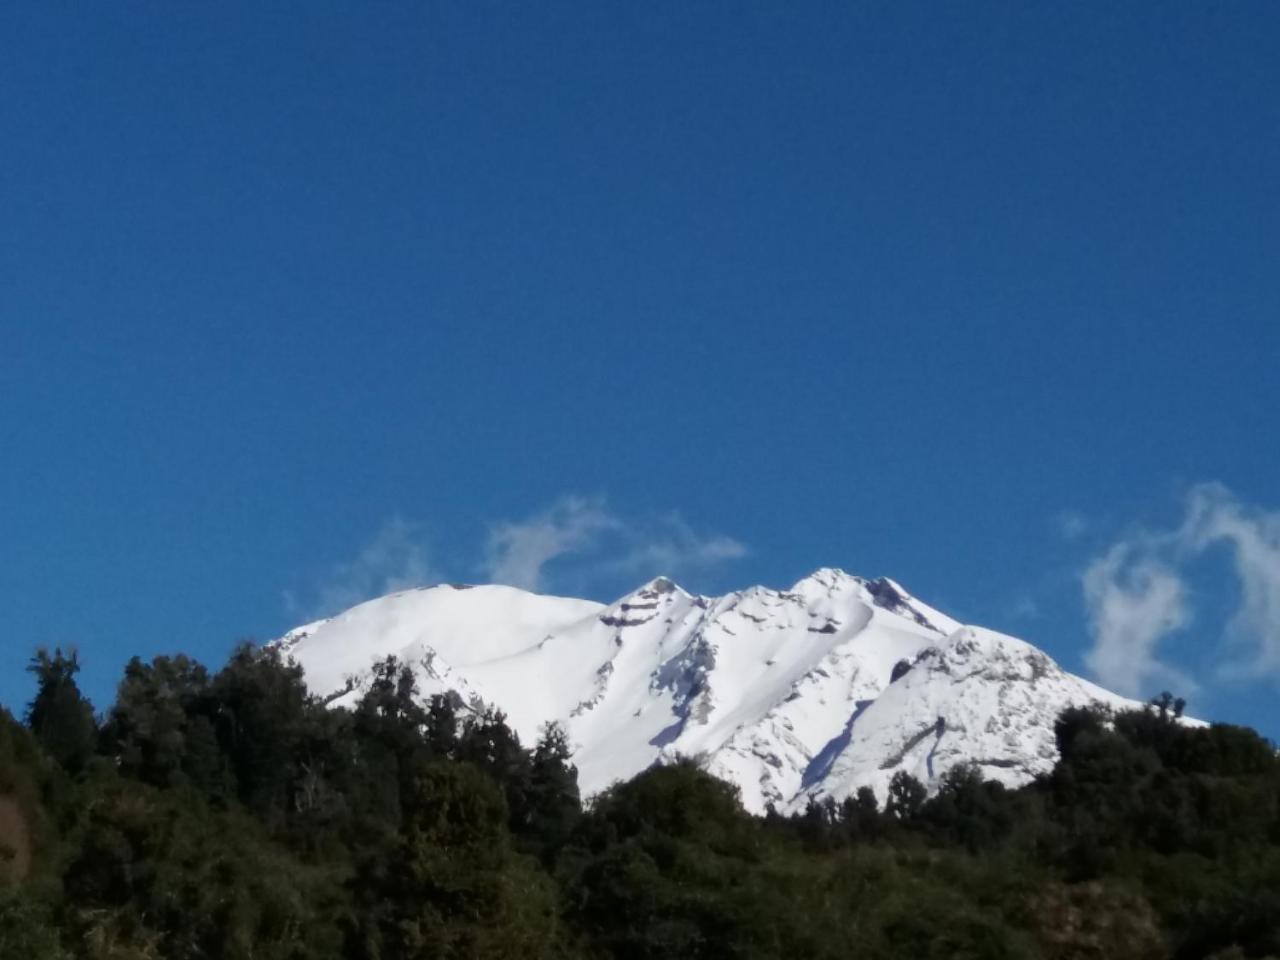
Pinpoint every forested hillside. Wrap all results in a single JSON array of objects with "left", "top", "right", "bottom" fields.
[{"left": 1, "top": 645, "right": 1277, "bottom": 959}]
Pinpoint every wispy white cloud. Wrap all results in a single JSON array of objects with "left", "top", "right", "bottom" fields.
[
  {"left": 1057, "top": 510, "right": 1089, "bottom": 541},
  {"left": 1082, "top": 483, "right": 1280, "bottom": 697},
  {"left": 287, "top": 517, "right": 434, "bottom": 619},
  {"left": 1008, "top": 595, "right": 1042, "bottom": 621},
  {"left": 1082, "top": 541, "right": 1193, "bottom": 698},
  {"left": 286, "top": 499, "right": 746, "bottom": 622},
  {"left": 1179, "top": 484, "right": 1280, "bottom": 682},
  {"left": 607, "top": 512, "right": 749, "bottom": 579},
  {"left": 484, "top": 497, "right": 620, "bottom": 592},
  {"left": 483, "top": 497, "right": 747, "bottom": 593}
]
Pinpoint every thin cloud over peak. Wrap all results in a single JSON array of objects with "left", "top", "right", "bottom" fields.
[
  {"left": 483, "top": 496, "right": 621, "bottom": 593},
  {"left": 286, "top": 517, "right": 435, "bottom": 621},
  {"left": 483, "top": 496, "right": 748, "bottom": 594},
  {"left": 289, "top": 498, "right": 748, "bottom": 621}
]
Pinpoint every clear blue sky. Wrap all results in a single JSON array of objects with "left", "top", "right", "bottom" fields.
[{"left": 3, "top": 3, "right": 1277, "bottom": 737}]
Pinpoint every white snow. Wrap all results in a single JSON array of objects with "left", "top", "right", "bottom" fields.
[{"left": 277, "top": 569, "right": 1150, "bottom": 813}]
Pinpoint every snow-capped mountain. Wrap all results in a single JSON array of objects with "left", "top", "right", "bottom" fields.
[{"left": 277, "top": 569, "right": 1139, "bottom": 814}]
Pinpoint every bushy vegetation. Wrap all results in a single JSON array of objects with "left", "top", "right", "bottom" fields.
[{"left": 1, "top": 643, "right": 1277, "bottom": 959}]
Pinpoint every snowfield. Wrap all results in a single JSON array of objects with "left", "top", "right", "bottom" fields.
[{"left": 277, "top": 569, "right": 1142, "bottom": 813}]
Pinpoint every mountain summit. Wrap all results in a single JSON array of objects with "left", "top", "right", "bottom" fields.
[{"left": 278, "top": 570, "right": 1137, "bottom": 813}]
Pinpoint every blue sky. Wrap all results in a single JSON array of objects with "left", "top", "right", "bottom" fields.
[{"left": 2, "top": 3, "right": 1277, "bottom": 737}]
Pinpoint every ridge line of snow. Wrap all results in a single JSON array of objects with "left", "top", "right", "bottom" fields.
[{"left": 278, "top": 569, "right": 1152, "bottom": 813}]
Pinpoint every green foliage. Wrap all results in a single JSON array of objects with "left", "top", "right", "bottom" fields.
[
  {"left": 352, "top": 762, "right": 569, "bottom": 959},
  {"left": 0, "top": 707, "right": 52, "bottom": 880},
  {"left": 6, "top": 644, "right": 1278, "bottom": 960},
  {"left": 25, "top": 649, "right": 97, "bottom": 774},
  {"left": 841, "top": 786, "right": 883, "bottom": 842},
  {"left": 101, "top": 655, "right": 230, "bottom": 795},
  {"left": 561, "top": 761, "right": 779, "bottom": 959},
  {"left": 208, "top": 643, "right": 317, "bottom": 826},
  {"left": 885, "top": 770, "right": 926, "bottom": 821},
  {"left": 920, "top": 763, "right": 1012, "bottom": 852},
  {"left": 519, "top": 723, "right": 580, "bottom": 863},
  {"left": 349, "top": 655, "right": 434, "bottom": 828},
  {"left": 0, "top": 885, "right": 68, "bottom": 959},
  {"left": 59, "top": 771, "right": 346, "bottom": 959}
]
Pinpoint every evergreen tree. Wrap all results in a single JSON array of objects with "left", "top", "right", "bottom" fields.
[
  {"left": 797, "top": 796, "right": 840, "bottom": 850},
  {"left": 920, "top": 763, "right": 1010, "bottom": 852},
  {"left": 60, "top": 770, "right": 344, "bottom": 959},
  {"left": 7, "top": 637, "right": 1280, "bottom": 960},
  {"left": 207, "top": 643, "right": 316, "bottom": 827},
  {"left": 355, "top": 762, "right": 567, "bottom": 960},
  {"left": 518, "top": 722, "right": 580, "bottom": 862},
  {"left": 840, "top": 785, "right": 883, "bottom": 843},
  {"left": 100, "top": 655, "right": 224, "bottom": 791},
  {"left": 351, "top": 656, "right": 436, "bottom": 827},
  {"left": 24, "top": 648, "right": 96, "bottom": 774},
  {"left": 424, "top": 692, "right": 462, "bottom": 759},
  {"left": 885, "top": 771, "right": 926, "bottom": 822},
  {"left": 457, "top": 706, "right": 532, "bottom": 835}
]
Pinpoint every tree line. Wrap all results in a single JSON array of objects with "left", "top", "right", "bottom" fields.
[{"left": 1, "top": 643, "right": 1278, "bottom": 959}]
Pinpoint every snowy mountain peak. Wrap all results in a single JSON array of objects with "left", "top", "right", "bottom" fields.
[
  {"left": 637, "top": 575, "right": 686, "bottom": 596},
  {"left": 597, "top": 576, "right": 694, "bottom": 630},
  {"left": 278, "top": 572, "right": 1143, "bottom": 813},
  {"left": 790, "top": 565, "right": 853, "bottom": 588}
]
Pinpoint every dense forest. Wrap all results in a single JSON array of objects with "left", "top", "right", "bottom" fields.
[{"left": 1, "top": 644, "right": 1277, "bottom": 959}]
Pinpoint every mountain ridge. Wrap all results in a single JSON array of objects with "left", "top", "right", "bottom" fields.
[{"left": 277, "top": 569, "right": 1142, "bottom": 813}]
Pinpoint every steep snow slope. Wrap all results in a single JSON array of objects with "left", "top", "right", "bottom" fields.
[
  {"left": 797, "top": 626, "right": 1136, "bottom": 808},
  {"left": 278, "top": 569, "right": 1142, "bottom": 813}
]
